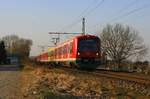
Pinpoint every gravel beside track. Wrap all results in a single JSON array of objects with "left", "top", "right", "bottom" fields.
[
  {"left": 0, "top": 65, "right": 22, "bottom": 99},
  {"left": 55, "top": 66, "right": 150, "bottom": 95},
  {"left": 95, "top": 70, "right": 150, "bottom": 85},
  {"left": 57, "top": 66, "right": 150, "bottom": 86}
]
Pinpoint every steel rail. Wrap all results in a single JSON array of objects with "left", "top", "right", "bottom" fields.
[{"left": 55, "top": 66, "right": 150, "bottom": 86}]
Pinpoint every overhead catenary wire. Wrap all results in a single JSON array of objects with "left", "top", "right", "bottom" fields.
[
  {"left": 88, "top": 1, "right": 150, "bottom": 32},
  {"left": 59, "top": 0, "right": 105, "bottom": 32},
  {"left": 56, "top": 0, "right": 105, "bottom": 43},
  {"left": 74, "top": 0, "right": 99, "bottom": 19},
  {"left": 108, "top": 3, "right": 150, "bottom": 22},
  {"left": 88, "top": 0, "right": 139, "bottom": 31},
  {"left": 113, "top": 0, "right": 139, "bottom": 16},
  {"left": 82, "top": 0, "right": 105, "bottom": 17},
  {"left": 59, "top": 0, "right": 99, "bottom": 32}
]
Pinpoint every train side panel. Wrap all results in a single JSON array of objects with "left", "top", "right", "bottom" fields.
[{"left": 36, "top": 35, "right": 101, "bottom": 69}]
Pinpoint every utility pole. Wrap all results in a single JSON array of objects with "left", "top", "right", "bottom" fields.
[
  {"left": 49, "top": 18, "right": 86, "bottom": 45},
  {"left": 82, "top": 18, "right": 85, "bottom": 35},
  {"left": 52, "top": 37, "right": 59, "bottom": 46},
  {"left": 49, "top": 32, "right": 82, "bottom": 46}
]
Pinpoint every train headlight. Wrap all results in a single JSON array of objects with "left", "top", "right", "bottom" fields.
[
  {"left": 78, "top": 52, "right": 80, "bottom": 55},
  {"left": 96, "top": 53, "right": 99, "bottom": 56}
]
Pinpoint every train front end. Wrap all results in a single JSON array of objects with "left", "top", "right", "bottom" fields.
[{"left": 75, "top": 35, "right": 101, "bottom": 69}]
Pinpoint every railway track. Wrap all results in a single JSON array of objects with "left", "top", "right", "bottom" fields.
[
  {"left": 34, "top": 64, "right": 150, "bottom": 95},
  {"left": 36, "top": 62, "right": 150, "bottom": 93},
  {"left": 95, "top": 70, "right": 150, "bottom": 86},
  {"left": 54, "top": 66, "right": 150, "bottom": 86}
]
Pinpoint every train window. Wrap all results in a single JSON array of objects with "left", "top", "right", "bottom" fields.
[
  {"left": 59, "top": 48, "right": 62, "bottom": 55},
  {"left": 59, "top": 47, "right": 61, "bottom": 55},
  {"left": 78, "top": 39, "right": 98, "bottom": 51},
  {"left": 66, "top": 45, "right": 68, "bottom": 54},
  {"left": 64, "top": 45, "right": 67, "bottom": 54},
  {"left": 64, "top": 45, "right": 66, "bottom": 54},
  {"left": 67, "top": 44, "right": 70, "bottom": 53},
  {"left": 60, "top": 47, "right": 63, "bottom": 55},
  {"left": 54, "top": 50, "right": 55, "bottom": 56},
  {"left": 51, "top": 51, "right": 53, "bottom": 56},
  {"left": 48, "top": 52, "right": 51, "bottom": 56},
  {"left": 55, "top": 49, "right": 58, "bottom": 56},
  {"left": 63, "top": 46, "right": 65, "bottom": 54},
  {"left": 62, "top": 46, "right": 64, "bottom": 54},
  {"left": 58, "top": 48, "right": 60, "bottom": 55},
  {"left": 62, "top": 45, "right": 66, "bottom": 54},
  {"left": 70, "top": 42, "right": 73, "bottom": 53}
]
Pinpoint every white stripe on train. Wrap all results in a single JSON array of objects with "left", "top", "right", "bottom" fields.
[{"left": 39, "top": 58, "right": 100, "bottom": 62}]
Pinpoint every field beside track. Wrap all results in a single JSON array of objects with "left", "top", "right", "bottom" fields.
[
  {"left": 0, "top": 59, "right": 149, "bottom": 98},
  {"left": 19, "top": 61, "right": 150, "bottom": 99}
]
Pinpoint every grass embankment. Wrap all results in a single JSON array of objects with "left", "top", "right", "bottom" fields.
[{"left": 20, "top": 61, "right": 150, "bottom": 99}]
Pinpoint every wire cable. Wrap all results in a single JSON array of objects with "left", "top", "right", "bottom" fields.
[
  {"left": 83, "top": 0, "right": 105, "bottom": 17},
  {"left": 88, "top": 1, "right": 150, "bottom": 32},
  {"left": 114, "top": 0, "right": 139, "bottom": 15},
  {"left": 59, "top": 0, "right": 99, "bottom": 32},
  {"left": 109, "top": 3, "right": 150, "bottom": 22},
  {"left": 88, "top": 0, "right": 139, "bottom": 31},
  {"left": 59, "top": 0, "right": 105, "bottom": 32}
]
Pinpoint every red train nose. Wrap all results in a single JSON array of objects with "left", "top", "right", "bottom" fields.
[
  {"left": 77, "top": 51, "right": 95, "bottom": 57},
  {"left": 85, "top": 52, "right": 91, "bottom": 56}
]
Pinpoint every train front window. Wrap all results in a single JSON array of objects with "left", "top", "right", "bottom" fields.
[{"left": 78, "top": 39, "right": 98, "bottom": 51}]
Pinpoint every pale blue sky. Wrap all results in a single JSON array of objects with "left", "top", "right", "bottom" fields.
[{"left": 0, "top": 0, "right": 150, "bottom": 60}]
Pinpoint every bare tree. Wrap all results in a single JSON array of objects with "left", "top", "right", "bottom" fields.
[
  {"left": 100, "top": 24, "right": 147, "bottom": 66},
  {"left": 0, "top": 41, "right": 7, "bottom": 64},
  {"left": 2, "top": 35, "right": 32, "bottom": 58}
]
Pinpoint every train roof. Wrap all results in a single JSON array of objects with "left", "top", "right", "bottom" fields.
[
  {"left": 47, "top": 34, "right": 99, "bottom": 51},
  {"left": 62, "top": 34, "right": 99, "bottom": 43},
  {"left": 37, "top": 34, "right": 99, "bottom": 57},
  {"left": 74, "top": 34, "right": 97, "bottom": 38}
]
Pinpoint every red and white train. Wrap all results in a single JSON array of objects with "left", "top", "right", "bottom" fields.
[{"left": 36, "top": 35, "right": 101, "bottom": 69}]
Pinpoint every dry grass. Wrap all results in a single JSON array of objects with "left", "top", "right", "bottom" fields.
[{"left": 20, "top": 62, "right": 150, "bottom": 98}]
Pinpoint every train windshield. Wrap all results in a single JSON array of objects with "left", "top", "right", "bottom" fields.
[{"left": 78, "top": 39, "right": 98, "bottom": 51}]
